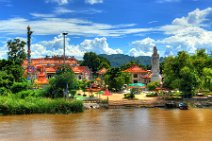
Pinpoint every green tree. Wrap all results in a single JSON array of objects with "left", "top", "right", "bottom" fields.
[
  {"left": 147, "top": 82, "right": 160, "bottom": 91},
  {"left": 46, "top": 70, "right": 78, "bottom": 98},
  {"left": 81, "top": 52, "right": 110, "bottom": 74},
  {"left": 104, "top": 68, "right": 131, "bottom": 91},
  {"left": 0, "top": 71, "right": 14, "bottom": 89},
  {"left": 79, "top": 79, "right": 88, "bottom": 95},
  {"left": 179, "top": 67, "right": 198, "bottom": 98},
  {"left": 202, "top": 68, "right": 212, "bottom": 91},
  {"left": 163, "top": 51, "right": 192, "bottom": 89},
  {"left": 7, "top": 39, "right": 26, "bottom": 65}
]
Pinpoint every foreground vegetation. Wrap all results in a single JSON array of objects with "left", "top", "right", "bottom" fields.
[{"left": 0, "top": 94, "right": 83, "bottom": 115}]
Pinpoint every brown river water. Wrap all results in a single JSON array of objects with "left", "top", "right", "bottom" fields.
[{"left": 0, "top": 108, "right": 211, "bottom": 141}]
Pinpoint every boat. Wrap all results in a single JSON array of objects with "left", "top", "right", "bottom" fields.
[{"left": 178, "top": 102, "right": 188, "bottom": 110}]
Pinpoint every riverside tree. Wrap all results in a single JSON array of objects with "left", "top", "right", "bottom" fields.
[
  {"left": 46, "top": 67, "right": 78, "bottom": 98},
  {"left": 104, "top": 67, "right": 131, "bottom": 91},
  {"left": 162, "top": 49, "right": 211, "bottom": 98}
]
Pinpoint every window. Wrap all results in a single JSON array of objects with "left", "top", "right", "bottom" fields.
[
  {"left": 134, "top": 74, "right": 138, "bottom": 78},
  {"left": 78, "top": 75, "right": 82, "bottom": 80}
]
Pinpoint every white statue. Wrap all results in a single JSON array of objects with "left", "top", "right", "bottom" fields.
[{"left": 151, "top": 46, "right": 161, "bottom": 82}]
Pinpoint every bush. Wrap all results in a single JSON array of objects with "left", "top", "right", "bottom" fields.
[
  {"left": 0, "top": 95, "right": 83, "bottom": 115},
  {"left": 147, "top": 82, "right": 160, "bottom": 91},
  {"left": 16, "top": 90, "right": 35, "bottom": 99},
  {"left": 146, "top": 92, "right": 158, "bottom": 97},
  {"left": 124, "top": 93, "right": 135, "bottom": 99},
  {"left": 0, "top": 87, "right": 11, "bottom": 96},
  {"left": 11, "top": 82, "right": 30, "bottom": 93}
]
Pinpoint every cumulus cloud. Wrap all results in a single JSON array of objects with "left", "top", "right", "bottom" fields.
[
  {"left": 45, "top": 0, "right": 70, "bottom": 5},
  {"left": 85, "top": 0, "right": 103, "bottom": 5},
  {"left": 158, "top": 8, "right": 212, "bottom": 55},
  {"left": 29, "top": 36, "right": 122, "bottom": 59},
  {"left": 129, "top": 37, "right": 156, "bottom": 56}
]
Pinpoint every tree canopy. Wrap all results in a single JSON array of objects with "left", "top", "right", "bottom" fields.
[
  {"left": 81, "top": 52, "right": 110, "bottom": 74},
  {"left": 7, "top": 39, "right": 26, "bottom": 65},
  {"left": 162, "top": 49, "right": 212, "bottom": 97},
  {"left": 104, "top": 67, "right": 131, "bottom": 91}
]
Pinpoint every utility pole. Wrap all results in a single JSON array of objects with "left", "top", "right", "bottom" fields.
[
  {"left": 62, "top": 32, "right": 68, "bottom": 66},
  {"left": 27, "top": 26, "right": 33, "bottom": 80}
]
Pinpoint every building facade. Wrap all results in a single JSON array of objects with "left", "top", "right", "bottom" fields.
[
  {"left": 22, "top": 57, "right": 92, "bottom": 85},
  {"left": 123, "top": 65, "right": 151, "bottom": 84}
]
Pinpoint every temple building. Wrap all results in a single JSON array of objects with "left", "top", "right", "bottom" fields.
[
  {"left": 22, "top": 57, "right": 92, "bottom": 85},
  {"left": 123, "top": 65, "right": 152, "bottom": 84}
]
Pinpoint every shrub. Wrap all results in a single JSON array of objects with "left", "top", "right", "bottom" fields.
[
  {"left": 11, "top": 82, "right": 30, "bottom": 93},
  {"left": 0, "top": 95, "right": 83, "bottom": 115},
  {"left": 124, "top": 93, "right": 135, "bottom": 99},
  {"left": 146, "top": 92, "right": 158, "bottom": 97},
  {"left": 16, "top": 90, "right": 35, "bottom": 99},
  {"left": 147, "top": 82, "right": 160, "bottom": 91},
  {"left": 0, "top": 87, "right": 11, "bottom": 96}
]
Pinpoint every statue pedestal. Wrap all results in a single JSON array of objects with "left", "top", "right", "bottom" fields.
[{"left": 151, "top": 73, "right": 161, "bottom": 82}]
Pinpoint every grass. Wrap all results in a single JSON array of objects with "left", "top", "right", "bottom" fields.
[{"left": 0, "top": 94, "right": 83, "bottom": 115}]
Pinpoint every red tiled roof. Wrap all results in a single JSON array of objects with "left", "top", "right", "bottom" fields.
[
  {"left": 22, "top": 58, "right": 78, "bottom": 68},
  {"left": 72, "top": 66, "right": 91, "bottom": 74},
  {"left": 141, "top": 73, "right": 152, "bottom": 79},
  {"left": 97, "top": 68, "right": 107, "bottom": 75},
  {"left": 123, "top": 65, "right": 148, "bottom": 73},
  {"left": 46, "top": 67, "right": 57, "bottom": 73}
]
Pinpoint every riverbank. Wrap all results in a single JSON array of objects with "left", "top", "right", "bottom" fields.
[
  {"left": 0, "top": 95, "right": 83, "bottom": 115},
  {"left": 83, "top": 96, "right": 212, "bottom": 109}
]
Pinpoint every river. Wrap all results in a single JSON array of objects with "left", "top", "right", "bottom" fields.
[{"left": 0, "top": 108, "right": 211, "bottom": 141}]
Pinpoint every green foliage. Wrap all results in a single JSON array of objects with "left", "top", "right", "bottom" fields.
[
  {"left": 202, "top": 67, "right": 212, "bottom": 91},
  {"left": 79, "top": 79, "right": 88, "bottom": 94},
  {"left": 146, "top": 92, "right": 158, "bottom": 97},
  {"left": 179, "top": 67, "right": 198, "bottom": 98},
  {"left": 147, "top": 82, "right": 160, "bottom": 91},
  {"left": 70, "top": 90, "right": 77, "bottom": 98},
  {"left": 0, "top": 71, "right": 14, "bottom": 89},
  {"left": 81, "top": 52, "right": 110, "bottom": 74},
  {"left": 16, "top": 90, "right": 35, "bottom": 99},
  {"left": 11, "top": 81, "right": 30, "bottom": 93},
  {"left": 124, "top": 93, "right": 135, "bottom": 99},
  {"left": 129, "top": 88, "right": 137, "bottom": 99},
  {"left": 0, "top": 95, "right": 83, "bottom": 115},
  {"left": 104, "top": 67, "right": 131, "bottom": 91},
  {"left": 0, "top": 87, "right": 11, "bottom": 96},
  {"left": 162, "top": 50, "right": 212, "bottom": 98},
  {"left": 46, "top": 70, "right": 78, "bottom": 98},
  {"left": 7, "top": 39, "right": 26, "bottom": 65}
]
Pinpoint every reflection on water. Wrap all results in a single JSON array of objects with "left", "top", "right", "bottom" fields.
[{"left": 0, "top": 109, "right": 211, "bottom": 141}]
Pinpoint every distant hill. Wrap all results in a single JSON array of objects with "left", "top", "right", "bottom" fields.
[{"left": 99, "top": 54, "right": 163, "bottom": 67}]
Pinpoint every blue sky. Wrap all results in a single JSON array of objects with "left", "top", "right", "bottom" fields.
[{"left": 0, "top": 0, "right": 211, "bottom": 59}]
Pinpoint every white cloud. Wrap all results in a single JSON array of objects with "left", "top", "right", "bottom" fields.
[
  {"left": 129, "top": 37, "right": 156, "bottom": 57},
  {"left": 28, "top": 36, "right": 122, "bottom": 59},
  {"left": 80, "top": 37, "right": 123, "bottom": 54},
  {"left": 45, "top": 0, "right": 70, "bottom": 5},
  {"left": 158, "top": 8, "right": 212, "bottom": 55},
  {"left": 54, "top": 7, "right": 74, "bottom": 14},
  {"left": 156, "top": 0, "right": 180, "bottom": 3},
  {"left": 0, "top": 17, "right": 151, "bottom": 37},
  {"left": 30, "top": 13, "right": 55, "bottom": 18},
  {"left": 85, "top": 0, "right": 103, "bottom": 5}
]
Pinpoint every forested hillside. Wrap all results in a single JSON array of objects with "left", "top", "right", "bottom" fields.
[{"left": 99, "top": 54, "right": 163, "bottom": 67}]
